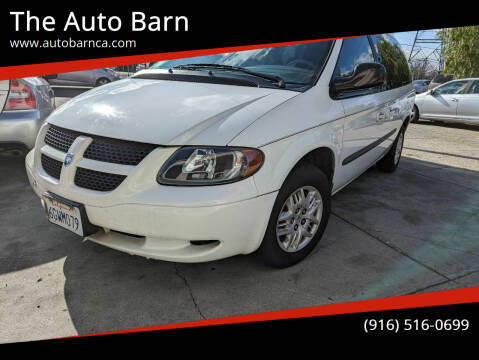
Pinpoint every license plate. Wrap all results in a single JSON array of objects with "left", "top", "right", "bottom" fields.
[{"left": 43, "top": 195, "right": 84, "bottom": 236}]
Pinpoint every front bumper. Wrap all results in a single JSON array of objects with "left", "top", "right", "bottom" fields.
[
  {"left": 0, "top": 110, "right": 45, "bottom": 149},
  {"left": 25, "top": 146, "right": 277, "bottom": 263}
]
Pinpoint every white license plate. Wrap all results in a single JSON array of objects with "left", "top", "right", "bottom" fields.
[{"left": 43, "top": 196, "right": 84, "bottom": 236}]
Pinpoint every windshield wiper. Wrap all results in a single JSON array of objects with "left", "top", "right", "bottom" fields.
[{"left": 172, "top": 63, "right": 286, "bottom": 89}]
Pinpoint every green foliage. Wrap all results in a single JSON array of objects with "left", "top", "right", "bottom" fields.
[{"left": 439, "top": 26, "right": 479, "bottom": 78}]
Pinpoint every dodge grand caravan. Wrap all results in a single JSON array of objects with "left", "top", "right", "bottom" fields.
[{"left": 25, "top": 34, "right": 414, "bottom": 267}]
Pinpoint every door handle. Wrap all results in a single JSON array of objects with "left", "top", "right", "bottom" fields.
[
  {"left": 377, "top": 112, "right": 386, "bottom": 121},
  {"left": 451, "top": 98, "right": 459, "bottom": 102}
]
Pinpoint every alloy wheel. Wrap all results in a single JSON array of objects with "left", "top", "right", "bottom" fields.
[{"left": 276, "top": 186, "right": 323, "bottom": 252}]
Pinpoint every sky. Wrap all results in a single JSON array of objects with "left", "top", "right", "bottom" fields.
[{"left": 393, "top": 29, "right": 441, "bottom": 61}]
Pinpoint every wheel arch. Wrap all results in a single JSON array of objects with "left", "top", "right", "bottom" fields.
[
  {"left": 255, "top": 136, "right": 339, "bottom": 197},
  {"left": 293, "top": 147, "right": 335, "bottom": 186},
  {"left": 95, "top": 77, "right": 110, "bottom": 86}
]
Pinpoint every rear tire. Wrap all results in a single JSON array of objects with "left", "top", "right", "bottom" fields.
[
  {"left": 377, "top": 126, "right": 405, "bottom": 173},
  {"left": 257, "top": 163, "right": 331, "bottom": 268}
]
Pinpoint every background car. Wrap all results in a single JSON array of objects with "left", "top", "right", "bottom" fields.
[
  {"left": 412, "top": 78, "right": 479, "bottom": 125},
  {"left": 0, "top": 80, "right": 9, "bottom": 114},
  {"left": 428, "top": 73, "right": 454, "bottom": 90},
  {"left": 46, "top": 68, "right": 120, "bottom": 87},
  {"left": 0, "top": 77, "right": 55, "bottom": 150},
  {"left": 413, "top": 79, "right": 430, "bottom": 93}
]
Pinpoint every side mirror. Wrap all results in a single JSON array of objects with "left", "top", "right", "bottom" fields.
[{"left": 331, "top": 63, "right": 386, "bottom": 97}]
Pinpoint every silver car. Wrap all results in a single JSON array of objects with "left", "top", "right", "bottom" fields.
[
  {"left": 412, "top": 78, "right": 479, "bottom": 125},
  {"left": 413, "top": 79, "right": 430, "bottom": 93},
  {"left": 46, "top": 68, "right": 120, "bottom": 87},
  {"left": 0, "top": 77, "right": 55, "bottom": 150}
]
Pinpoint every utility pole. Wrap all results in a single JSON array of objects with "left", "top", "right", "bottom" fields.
[{"left": 406, "top": 30, "right": 444, "bottom": 78}]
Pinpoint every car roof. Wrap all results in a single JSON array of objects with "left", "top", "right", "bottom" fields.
[
  {"left": 434, "top": 78, "right": 479, "bottom": 88},
  {"left": 443, "top": 78, "right": 479, "bottom": 82}
]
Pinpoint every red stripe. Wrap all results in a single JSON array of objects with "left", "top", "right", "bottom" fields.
[
  {"left": 0, "top": 36, "right": 358, "bottom": 80},
  {"left": 56, "top": 286, "right": 479, "bottom": 339}
]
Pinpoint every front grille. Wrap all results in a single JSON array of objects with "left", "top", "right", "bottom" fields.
[
  {"left": 45, "top": 125, "right": 159, "bottom": 165},
  {"left": 74, "top": 167, "right": 126, "bottom": 192},
  {"left": 43, "top": 125, "right": 156, "bottom": 191},
  {"left": 44, "top": 125, "right": 79, "bottom": 153},
  {"left": 83, "top": 136, "right": 158, "bottom": 166},
  {"left": 41, "top": 154, "right": 62, "bottom": 179}
]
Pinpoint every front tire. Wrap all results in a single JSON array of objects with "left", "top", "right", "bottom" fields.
[
  {"left": 257, "top": 163, "right": 331, "bottom": 268},
  {"left": 411, "top": 105, "right": 419, "bottom": 123},
  {"left": 95, "top": 78, "right": 110, "bottom": 87},
  {"left": 377, "top": 127, "right": 405, "bottom": 173}
]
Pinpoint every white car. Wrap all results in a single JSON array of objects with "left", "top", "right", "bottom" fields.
[
  {"left": 25, "top": 34, "right": 414, "bottom": 267},
  {"left": 412, "top": 78, "right": 479, "bottom": 125}
]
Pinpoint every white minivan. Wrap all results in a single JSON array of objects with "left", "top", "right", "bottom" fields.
[{"left": 25, "top": 34, "right": 414, "bottom": 267}]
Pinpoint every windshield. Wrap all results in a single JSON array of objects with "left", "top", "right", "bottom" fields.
[{"left": 151, "top": 41, "right": 334, "bottom": 88}]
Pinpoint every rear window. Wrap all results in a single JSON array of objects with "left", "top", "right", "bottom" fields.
[{"left": 371, "top": 34, "right": 412, "bottom": 90}]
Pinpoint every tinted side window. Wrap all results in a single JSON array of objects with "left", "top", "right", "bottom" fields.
[
  {"left": 435, "top": 80, "right": 469, "bottom": 95},
  {"left": 371, "top": 34, "right": 412, "bottom": 90},
  {"left": 468, "top": 80, "right": 479, "bottom": 94},
  {"left": 335, "top": 37, "right": 374, "bottom": 78}
]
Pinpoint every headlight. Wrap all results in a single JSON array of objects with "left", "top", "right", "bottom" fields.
[{"left": 157, "top": 147, "right": 264, "bottom": 186}]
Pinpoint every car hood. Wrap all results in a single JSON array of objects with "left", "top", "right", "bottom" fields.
[{"left": 47, "top": 78, "right": 298, "bottom": 146}]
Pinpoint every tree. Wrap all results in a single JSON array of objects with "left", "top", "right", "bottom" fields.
[
  {"left": 438, "top": 26, "right": 479, "bottom": 78},
  {"left": 410, "top": 59, "right": 433, "bottom": 79}
]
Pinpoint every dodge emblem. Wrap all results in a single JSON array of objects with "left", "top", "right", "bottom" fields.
[{"left": 64, "top": 153, "right": 74, "bottom": 167}]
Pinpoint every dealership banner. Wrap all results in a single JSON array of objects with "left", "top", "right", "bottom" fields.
[
  {"left": 5, "top": 287, "right": 479, "bottom": 345},
  {"left": 1, "top": 5, "right": 478, "bottom": 76},
  {"left": 64, "top": 287, "right": 479, "bottom": 340}
]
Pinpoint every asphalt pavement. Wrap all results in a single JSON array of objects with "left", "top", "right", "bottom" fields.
[{"left": 1, "top": 112, "right": 478, "bottom": 343}]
